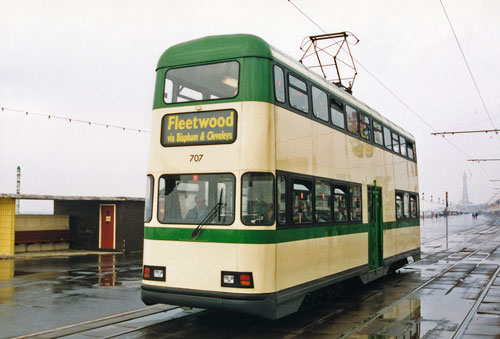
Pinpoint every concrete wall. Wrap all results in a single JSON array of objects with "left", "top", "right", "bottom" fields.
[{"left": 15, "top": 215, "right": 69, "bottom": 231}]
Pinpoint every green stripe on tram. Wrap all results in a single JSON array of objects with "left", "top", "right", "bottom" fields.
[{"left": 144, "top": 221, "right": 419, "bottom": 244}]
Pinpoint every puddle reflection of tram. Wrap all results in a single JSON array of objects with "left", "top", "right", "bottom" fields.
[{"left": 141, "top": 34, "right": 421, "bottom": 319}]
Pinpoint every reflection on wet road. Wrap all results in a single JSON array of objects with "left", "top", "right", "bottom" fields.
[{"left": 0, "top": 254, "right": 144, "bottom": 338}]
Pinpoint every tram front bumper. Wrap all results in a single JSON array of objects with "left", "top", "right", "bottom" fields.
[{"left": 141, "top": 284, "right": 280, "bottom": 319}]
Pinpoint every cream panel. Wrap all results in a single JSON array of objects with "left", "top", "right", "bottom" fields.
[
  {"left": 383, "top": 226, "right": 420, "bottom": 259},
  {"left": 383, "top": 228, "right": 398, "bottom": 258},
  {"left": 276, "top": 233, "right": 368, "bottom": 291},
  {"left": 346, "top": 136, "right": 366, "bottom": 184},
  {"left": 239, "top": 102, "right": 275, "bottom": 171},
  {"left": 149, "top": 102, "right": 244, "bottom": 175},
  {"left": 411, "top": 225, "right": 421, "bottom": 250},
  {"left": 275, "top": 107, "right": 313, "bottom": 174},
  {"left": 393, "top": 155, "right": 410, "bottom": 191},
  {"left": 143, "top": 240, "right": 276, "bottom": 294},
  {"left": 383, "top": 150, "right": 396, "bottom": 222},
  {"left": 312, "top": 123, "right": 335, "bottom": 178}
]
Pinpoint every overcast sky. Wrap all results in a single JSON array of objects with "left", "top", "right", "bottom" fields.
[{"left": 1, "top": 0, "right": 500, "bottom": 212}]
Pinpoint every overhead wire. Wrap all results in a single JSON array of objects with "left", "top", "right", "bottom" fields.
[
  {"left": 287, "top": 0, "right": 498, "bottom": 203},
  {"left": 287, "top": 0, "right": 476, "bottom": 161},
  {"left": 0, "top": 106, "right": 150, "bottom": 133},
  {"left": 439, "top": 0, "right": 500, "bottom": 144}
]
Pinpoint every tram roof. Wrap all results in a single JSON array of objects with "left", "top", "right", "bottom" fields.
[
  {"left": 157, "top": 34, "right": 272, "bottom": 69},
  {"left": 157, "top": 34, "right": 414, "bottom": 142}
]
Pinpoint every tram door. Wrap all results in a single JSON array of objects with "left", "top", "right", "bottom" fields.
[{"left": 368, "top": 184, "right": 383, "bottom": 270}]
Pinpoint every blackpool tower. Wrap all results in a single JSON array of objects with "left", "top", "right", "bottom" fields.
[{"left": 461, "top": 171, "right": 471, "bottom": 205}]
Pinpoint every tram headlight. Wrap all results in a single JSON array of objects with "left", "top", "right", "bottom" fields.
[
  {"left": 143, "top": 265, "right": 166, "bottom": 282},
  {"left": 223, "top": 274, "right": 235, "bottom": 284}
]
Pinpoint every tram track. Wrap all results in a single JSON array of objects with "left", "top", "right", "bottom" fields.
[{"left": 17, "top": 219, "right": 500, "bottom": 338}]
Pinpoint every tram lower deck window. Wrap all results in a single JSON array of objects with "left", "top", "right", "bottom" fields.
[
  {"left": 158, "top": 173, "right": 235, "bottom": 225},
  {"left": 293, "top": 179, "right": 312, "bottom": 224},
  {"left": 241, "top": 173, "right": 275, "bottom": 226}
]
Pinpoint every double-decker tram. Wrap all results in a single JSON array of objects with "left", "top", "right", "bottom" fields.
[{"left": 141, "top": 34, "right": 420, "bottom": 319}]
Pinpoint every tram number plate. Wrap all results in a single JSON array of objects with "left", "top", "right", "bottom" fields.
[{"left": 190, "top": 154, "right": 203, "bottom": 162}]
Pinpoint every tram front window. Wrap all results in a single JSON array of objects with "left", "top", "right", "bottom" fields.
[
  {"left": 241, "top": 173, "right": 275, "bottom": 226},
  {"left": 158, "top": 173, "right": 235, "bottom": 225},
  {"left": 164, "top": 61, "right": 239, "bottom": 104}
]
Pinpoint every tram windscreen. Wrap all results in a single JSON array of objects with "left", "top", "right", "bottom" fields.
[
  {"left": 164, "top": 61, "right": 239, "bottom": 103},
  {"left": 158, "top": 173, "right": 235, "bottom": 225}
]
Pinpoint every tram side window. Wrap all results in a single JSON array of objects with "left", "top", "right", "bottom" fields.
[
  {"left": 410, "top": 194, "right": 418, "bottom": 218},
  {"left": 158, "top": 174, "right": 235, "bottom": 225},
  {"left": 407, "top": 142, "right": 415, "bottom": 160},
  {"left": 312, "top": 86, "right": 328, "bottom": 122},
  {"left": 373, "top": 121, "right": 384, "bottom": 146},
  {"left": 331, "top": 99, "right": 345, "bottom": 129},
  {"left": 383, "top": 126, "right": 392, "bottom": 150},
  {"left": 359, "top": 114, "right": 371, "bottom": 140},
  {"left": 241, "top": 173, "right": 275, "bottom": 226},
  {"left": 346, "top": 105, "right": 359, "bottom": 134},
  {"left": 403, "top": 193, "right": 410, "bottom": 218},
  {"left": 277, "top": 175, "right": 287, "bottom": 225},
  {"left": 293, "top": 179, "right": 312, "bottom": 224},
  {"left": 395, "top": 193, "right": 403, "bottom": 219},
  {"left": 288, "top": 74, "right": 309, "bottom": 113},
  {"left": 400, "top": 137, "right": 407, "bottom": 156},
  {"left": 315, "top": 180, "right": 332, "bottom": 223},
  {"left": 392, "top": 132, "right": 400, "bottom": 153},
  {"left": 350, "top": 186, "right": 362, "bottom": 222},
  {"left": 333, "top": 187, "right": 348, "bottom": 222},
  {"left": 144, "top": 175, "right": 154, "bottom": 222},
  {"left": 274, "top": 65, "right": 285, "bottom": 103}
]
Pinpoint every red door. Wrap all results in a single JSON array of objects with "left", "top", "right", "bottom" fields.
[{"left": 100, "top": 205, "right": 115, "bottom": 249}]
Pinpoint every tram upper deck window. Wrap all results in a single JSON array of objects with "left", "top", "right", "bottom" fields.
[
  {"left": 158, "top": 173, "right": 235, "bottom": 225},
  {"left": 407, "top": 142, "right": 415, "bottom": 160},
  {"left": 400, "top": 136, "right": 407, "bottom": 156},
  {"left": 333, "top": 187, "right": 348, "bottom": 222},
  {"left": 164, "top": 61, "right": 239, "bottom": 104},
  {"left": 373, "top": 121, "right": 384, "bottom": 146},
  {"left": 315, "top": 180, "right": 332, "bottom": 223},
  {"left": 359, "top": 114, "right": 371, "bottom": 140},
  {"left": 350, "top": 186, "right": 362, "bottom": 222},
  {"left": 241, "top": 173, "right": 275, "bottom": 226},
  {"left": 288, "top": 74, "right": 309, "bottom": 113},
  {"left": 145, "top": 175, "right": 154, "bottom": 223},
  {"left": 293, "top": 179, "right": 312, "bottom": 224},
  {"left": 392, "top": 132, "right": 400, "bottom": 153},
  {"left": 312, "top": 86, "right": 328, "bottom": 121},
  {"left": 346, "top": 105, "right": 359, "bottom": 134},
  {"left": 331, "top": 99, "right": 345, "bottom": 129},
  {"left": 274, "top": 66, "right": 285, "bottom": 103},
  {"left": 383, "top": 126, "right": 392, "bottom": 150}
]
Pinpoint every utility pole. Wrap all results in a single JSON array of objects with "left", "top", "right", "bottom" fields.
[
  {"left": 445, "top": 191, "right": 449, "bottom": 250},
  {"left": 16, "top": 166, "right": 21, "bottom": 214}
]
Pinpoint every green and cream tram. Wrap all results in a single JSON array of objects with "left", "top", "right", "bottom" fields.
[{"left": 141, "top": 34, "right": 420, "bottom": 319}]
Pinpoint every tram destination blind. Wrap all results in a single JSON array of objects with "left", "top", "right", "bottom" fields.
[{"left": 161, "top": 109, "right": 237, "bottom": 146}]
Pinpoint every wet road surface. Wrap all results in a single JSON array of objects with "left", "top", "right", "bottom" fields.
[
  {"left": 1, "top": 214, "right": 499, "bottom": 338},
  {"left": 0, "top": 254, "right": 144, "bottom": 338}
]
